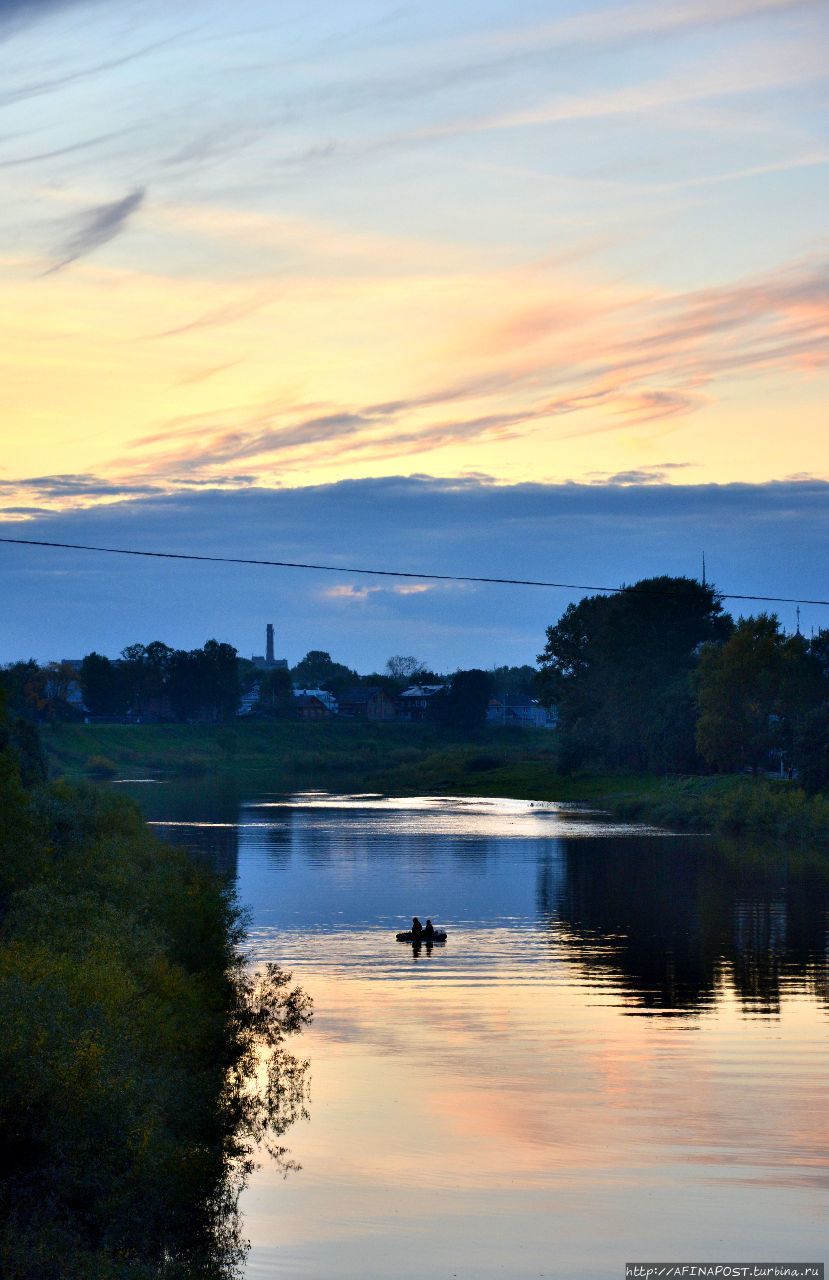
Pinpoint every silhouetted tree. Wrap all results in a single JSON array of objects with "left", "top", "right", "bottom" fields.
[
  {"left": 435, "top": 669, "right": 492, "bottom": 735},
  {"left": 794, "top": 705, "right": 829, "bottom": 793},
  {"left": 120, "top": 641, "right": 173, "bottom": 717},
  {"left": 166, "top": 641, "right": 240, "bottom": 722},
  {"left": 1, "top": 661, "right": 47, "bottom": 722},
  {"left": 291, "top": 650, "right": 357, "bottom": 695},
  {"left": 696, "top": 617, "right": 824, "bottom": 774},
  {"left": 199, "top": 640, "right": 240, "bottom": 722},
  {"left": 489, "top": 664, "right": 539, "bottom": 697},
  {"left": 538, "top": 577, "right": 730, "bottom": 771},
  {"left": 0, "top": 660, "right": 78, "bottom": 723},
  {"left": 80, "top": 652, "right": 129, "bottom": 716},
  {"left": 385, "top": 655, "right": 426, "bottom": 684},
  {"left": 167, "top": 649, "right": 203, "bottom": 721},
  {"left": 258, "top": 666, "right": 294, "bottom": 716}
]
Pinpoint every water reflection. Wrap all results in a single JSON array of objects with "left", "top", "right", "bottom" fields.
[
  {"left": 402, "top": 937, "right": 446, "bottom": 960},
  {"left": 120, "top": 788, "right": 829, "bottom": 1279},
  {"left": 543, "top": 836, "right": 829, "bottom": 1017},
  {"left": 127, "top": 786, "right": 829, "bottom": 1018},
  {"left": 238, "top": 793, "right": 829, "bottom": 1020}
]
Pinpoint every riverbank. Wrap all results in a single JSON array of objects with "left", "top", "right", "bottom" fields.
[
  {"left": 41, "top": 720, "right": 829, "bottom": 847},
  {"left": 0, "top": 728, "right": 310, "bottom": 1277},
  {"left": 608, "top": 774, "right": 829, "bottom": 845},
  {"left": 42, "top": 718, "right": 560, "bottom": 790}
]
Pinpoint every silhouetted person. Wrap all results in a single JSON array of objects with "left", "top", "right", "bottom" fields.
[
  {"left": 411, "top": 916, "right": 423, "bottom": 940},
  {"left": 423, "top": 918, "right": 435, "bottom": 941}
]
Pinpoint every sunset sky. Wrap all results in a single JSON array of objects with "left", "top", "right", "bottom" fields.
[{"left": 1, "top": 0, "right": 827, "bottom": 666}]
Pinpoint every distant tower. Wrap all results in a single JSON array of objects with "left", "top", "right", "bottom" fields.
[
  {"left": 266, "top": 623, "right": 275, "bottom": 665},
  {"left": 701, "top": 552, "right": 707, "bottom": 588}
]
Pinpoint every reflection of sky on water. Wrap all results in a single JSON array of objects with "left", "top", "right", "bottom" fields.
[{"left": 124, "top": 788, "right": 829, "bottom": 1279}]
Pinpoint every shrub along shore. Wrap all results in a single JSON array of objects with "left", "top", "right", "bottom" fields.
[
  {"left": 0, "top": 707, "right": 311, "bottom": 1280},
  {"left": 42, "top": 720, "right": 829, "bottom": 848}
]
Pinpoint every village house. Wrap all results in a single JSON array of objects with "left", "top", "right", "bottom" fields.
[
  {"left": 292, "top": 688, "right": 338, "bottom": 714},
  {"left": 294, "top": 693, "right": 333, "bottom": 720},
  {"left": 397, "top": 683, "right": 446, "bottom": 722},
  {"left": 486, "top": 693, "right": 557, "bottom": 729},
  {"left": 337, "top": 686, "right": 398, "bottom": 721}
]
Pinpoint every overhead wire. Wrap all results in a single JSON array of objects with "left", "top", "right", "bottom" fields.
[{"left": 1, "top": 534, "right": 828, "bottom": 607}]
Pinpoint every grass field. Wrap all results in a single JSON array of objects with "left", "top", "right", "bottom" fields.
[{"left": 42, "top": 719, "right": 561, "bottom": 793}]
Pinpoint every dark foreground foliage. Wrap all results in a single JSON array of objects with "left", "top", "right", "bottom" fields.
[{"left": 0, "top": 697, "right": 311, "bottom": 1279}]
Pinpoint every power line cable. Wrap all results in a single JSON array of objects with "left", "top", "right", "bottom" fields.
[{"left": 1, "top": 534, "right": 827, "bottom": 607}]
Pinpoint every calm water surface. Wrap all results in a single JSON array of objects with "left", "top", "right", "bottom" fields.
[{"left": 125, "top": 783, "right": 829, "bottom": 1279}]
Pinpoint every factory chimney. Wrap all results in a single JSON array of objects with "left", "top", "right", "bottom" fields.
[{"left": 266, "top": 623, "right": 274, "bottom": 665}]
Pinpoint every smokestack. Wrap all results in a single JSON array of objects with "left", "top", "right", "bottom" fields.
[{"left": 266, "top": 623, "right": 274, "bottom": 664}]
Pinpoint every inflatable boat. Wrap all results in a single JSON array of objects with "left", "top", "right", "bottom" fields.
[{"left": 396, "top": 930, "right": 447, "bottom": 942}]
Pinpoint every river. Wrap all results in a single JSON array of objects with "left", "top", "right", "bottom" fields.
[{"left": 120, "top": 780, "right": 829, "bottom": 1279}]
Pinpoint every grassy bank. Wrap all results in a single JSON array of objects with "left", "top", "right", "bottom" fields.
[
  {"left": 41, "top": 720, "right": 829, "bottom": 847},
  {"left": 0, "top": 729, "right": 310, "bottom": 1278},
  {"left": 41, "top": 719, "right": 561, "bottom": 793},
  {"left": 607, "top": 774, "right": 829, "bottom": 844}
]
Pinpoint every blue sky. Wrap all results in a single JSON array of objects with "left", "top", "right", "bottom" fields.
[{"left": 1, "top": 0, "right": 826, "bottom": 666}]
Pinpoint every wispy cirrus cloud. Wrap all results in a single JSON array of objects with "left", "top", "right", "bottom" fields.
[
  {"left": 91, "top": 251, "right": 827, "bottom": 488},
  {"left": 0, "top": 31, "right": 192, "bottom": 107},
  {"left": 0, "top": 470, "right": 260, "bottom": 515},
  {"left": 0, "top": 125, "right": 143, "bottom": 171},
  {"left": 397, "top": 37, "right": 827, "bottom": 149},
  {"left": 262, "top": 0, "right": 821, "bottom": 143},
  {"left": 45, "top": 187, "right": 145, "bottom": 273},
  {"left": 442, "top": 0, "right": 821, "bottom": 58},
  {"left": 147, "top": 290, "right": 274, "bottom": 340},
  {"left": 0, "top": 473, "right": 162, "bottom": 499}
]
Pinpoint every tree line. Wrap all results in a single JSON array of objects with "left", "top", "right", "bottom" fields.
[
  {"left": 0, "top": 641, "right": 539, "bottom": 731},
  {"left": 8, "top": 575, "right": 824, "bottom": 788},
  {"left": 0, "top": 641, "right": 242, "bottom": 724},
  {"left": 536, "top": 575, "right": 829, "bottom": 790}
]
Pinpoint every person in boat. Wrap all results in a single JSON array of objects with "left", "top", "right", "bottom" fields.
[
  {"left": 423, "top": 919, "right": 435, "bottom": 941},
  {"left": 411, "top": 916, "right": 423, "bottom": 940}
]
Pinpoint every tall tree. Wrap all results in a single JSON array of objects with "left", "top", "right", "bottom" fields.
[
  {"left": 258, "top": 666, "right": 294, "bottom": 717},
  {"left": 166, "top": 649, "right": 202, "bottom": 722},
  {"left": 696, "top": 616, "right": 821, "bottom": 774},
  {"left": 167, "top": 642, "right": 240, "bottom": 722},
  {"left": 80, "top": 653, "right": 129, "bottom": 716},
  {"left": 199, "top": 640, "right": 240, "bottom": 722},
  {"left": 291, "top": 650, "right": 357, "bottom": 695},
  {"left": 538, "top": 577, "right": 731, "bottom": 771},
  {"left": 434, "top": 669, "right": 492, "bottom": 736},
  {"left": 489, "top": 665, "right": 540, "bottom": 697},
  {"left": 120, "top": 642, "right": 173, "bottom": 716},
  {"left": 385, "top": 656, "right": 426, "bottom": 684}
]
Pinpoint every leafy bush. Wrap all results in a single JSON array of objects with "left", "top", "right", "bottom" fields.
[{"left": 0, "top": 730, "right": 311, "bottom": 1278}]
